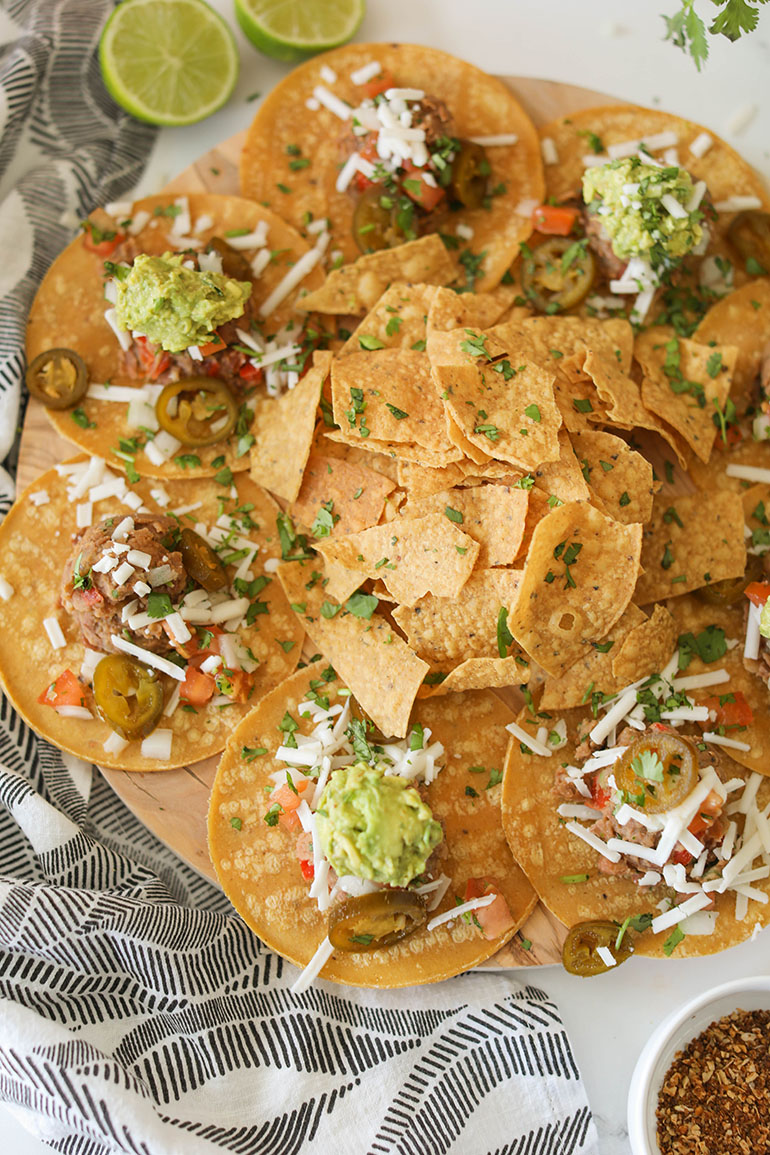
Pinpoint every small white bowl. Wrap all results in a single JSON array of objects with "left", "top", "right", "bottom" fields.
[{"left": 627, "top": 975, "right": 770, "bottom": 1155}]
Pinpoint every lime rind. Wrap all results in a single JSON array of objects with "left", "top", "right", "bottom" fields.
[
  {"left": 234, "top": 0, "right": 365, "bottom": 62},
  {"left": 99, "top": 0, "right": 240, "bottom": 127}
]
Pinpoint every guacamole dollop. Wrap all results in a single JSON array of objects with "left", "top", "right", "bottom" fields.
[
  {"left": 316, "top": 762, "right": 443, "bottom": 887},
  {"left": 114, "top": 253, "right": 252, "bottom": 353},
  {"left": 582, "top": 158, "right": 703, "bottom": 269}
]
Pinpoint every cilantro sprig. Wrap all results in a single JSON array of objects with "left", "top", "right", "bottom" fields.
[{"left": 662, "top": 0, "right": 768, "bottom": 70}]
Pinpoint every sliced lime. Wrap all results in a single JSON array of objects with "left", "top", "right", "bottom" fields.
[
  {"left": 99, "top": 0, "right": 240, "bottom": 127},
  {"left": 235, "top": 0, "right": 365, "bottom": 62}
]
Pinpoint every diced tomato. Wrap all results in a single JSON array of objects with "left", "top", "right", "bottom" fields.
[
  {"left": 238, "top": 362, "right": 262, "bottom": 382},
  {"left": 295, "top": 831, "right": 313, "bottom": 862},
  {"left": 363, "top": 70, "right": 395, "bottom": 100},
  {"left": 651, "top": 722, "right": 674, "bottom": 733},
  {"left": 463, "top": 876, "right": 516, "bottom": 941},
  {"left": 714, "top": 425, "right": 743, "bottom": 450},
  {"left": 299, "top": 859, "right": 315, "bottom": 881},
  {"left": 353, "top": 134, "right": 381, "bottom": 192},
  {"left": 531, "top": 205, "right": 579, "bottom": 236},
  {"left": 38, "top": 669, "right": 86, "bottom": 709},
  {"left": 278, "top": 809, "right": 302, "bottom": 834},
  {"left": 197, "top": 334, "right": 227, "bottom": 357},
  {"left": 700, "top": 690, "right": 754, "bottom": 730},
  {"left": 179, "top": 666, "right": 216, "bottom": 706},
  {"left": 401, "top": 160, "right": 446, "bottom": 211},
  {"left": 272, "top": 778, "right": 312, "bottom": 813},
  {"left": 83, "top": 227, "right": 125, "bottom": 257},
  {"left": 78, "top": 587, "right": 104, "bottom": 607},
  {"left": 170, "top": 624, "right": 222, "bottom": 662},
  {"left": 135, "top": 335, "right": 171, "bottom": 382},
  {"left": 745, "top": 581, "right": 770, "bottom": 608},
  {"left": 687, "top": 789, "right": 724, "bottom": 840},
  {"left": 590, "top": 774, "right": 611, "bottom": 811},
  {"left": 671, "top": 847, "right": 693, "bottom": 867}
]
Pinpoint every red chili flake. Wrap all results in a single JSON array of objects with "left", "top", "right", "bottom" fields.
[{"left": 656, "top": 1008, "right": 770, "bottom": 1154}]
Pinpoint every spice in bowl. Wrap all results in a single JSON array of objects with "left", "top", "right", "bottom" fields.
[{"left": 656, "top": 1008, "right": 770, "bottom": 1154}]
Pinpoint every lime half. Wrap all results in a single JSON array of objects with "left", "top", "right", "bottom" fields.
[
  {"left": 99, "top": 0, "right": 240, "bottom": 127},
  {"left": 235, "top": 0, "right": 365, "bottom": 62}
]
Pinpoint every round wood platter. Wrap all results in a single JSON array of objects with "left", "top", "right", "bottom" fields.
[{"left": 18, "top": 75, "right": 624, "bottom": 971}]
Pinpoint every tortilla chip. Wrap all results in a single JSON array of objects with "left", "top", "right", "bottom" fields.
[
  {"left": 392, "top": 569, "right": 524, "bottom": 663},
  {"left": 510, "top": 315, "right": 634, "bottom": 373},
  {"left": 531, "top": 429, "right": 590, "bottom": 504},
  {"left": 540, "top": 604, "right": 647, "bottom": 710},
  {"left": 514, "top": 487, "right": 552, "bottom": 562},
  {"left": 277, "top": 561, "right": 428, "bottom": 738},
  {"left": 551, "top": 359, "right": 608, "bottom": 433},
  {"left": 397, "top": 459, "right": 474, "bottom": 499},
  {"left": 507, "top": 500, "right": 643, "bottom": 677},
  {"left": 569, "top": 429, "right": 655, "bottom": 526},
  {"left": 502, "top": 705, "right": 770, "bottom": 957},
  {"left": 444, "top": 410, "right": 495, "bottom": 466},
  {"left": 417, "top": 656, "right": 525, "bottom": 698},
  {"left": 317, "top": 513, "right": 480, "bottom": 607},
  {"left": 331, "top": 348, "right": 456, "bottom": 453},
  {"left": 428, "top": 328, "right": 562, "bottom": 469},
  {"left": 324, "top": 426, "right": 462, "bottom": 468},
  {"left": 635, "top": 491, "right": 746, "bottom": 604},
  {"left": 314, "top": 429, "right": 401, "bottom": 480},
  {"left": 30, "top": 194, "right": 325, "bottom": 480},
  {"left": 338, "top": 282, "right": 437, "bottom": 355},
  {"left": 241, "top": 43, "right": 544, "bottom": 290},
  {"left": 248, "top": 351, "right": 331, "bottom": 502},
  {"left": 297, "top": 236, "right": 457, "bottom": 315},
  {"left": 635, "top": 331, "right": 737, "bottom": 464},
  {"left": 404, "top": 485, "right": 529, "bottom": 567},
  {"left": 0, "top": 460, "right": 303, "bottom": 771},
  {"left": 611, "top": 604, "right": 677, "bottom": 686},
  {"left": 426, "top": 284, "right": 519, "bottom": 334},
  {"left": 693, "top": 279, "right": 770, "bottom": 404},
  {"left": 209, "top": 667, "right": 536, "bottom": 985},
  {"left": 667, "top": 595, "right": 770, "bottom": 778},
  {"left": 583, "top": 349, "right": 689, "bottom": 467},
  {"left": 290, "top": 451, "right": 396, "bottom": 537}
]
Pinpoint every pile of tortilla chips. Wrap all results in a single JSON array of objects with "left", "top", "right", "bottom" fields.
[{"left": 247, "top": 258, "right": 758, "bottom": 740}]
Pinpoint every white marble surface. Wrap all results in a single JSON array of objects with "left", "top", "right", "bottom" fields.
[{"left": 2, "top": 0, "right": 769, "bottom": 1151}]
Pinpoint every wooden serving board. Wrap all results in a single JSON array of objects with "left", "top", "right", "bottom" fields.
[{"left": 18, "top": 76, "right": 623, "bottom": 970}]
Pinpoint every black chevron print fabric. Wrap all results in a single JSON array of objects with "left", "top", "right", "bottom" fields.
[{"left": 0, "top": 3, "right": 598, "bottom": 1152}]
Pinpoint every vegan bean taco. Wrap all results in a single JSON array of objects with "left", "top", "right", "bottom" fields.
[
  {"left": 209, "top": 664, "right": 537, "bottom": 989},
  {"left": 502, "top": 609, "right": 770, "bottom": 970},
  {"left": 0, "top": 456, "right": 303, "bottom": 770},
  {"left": 518, "top": 103, "right": 770, "bottom": 332},
  {"left": 240, "top": 43, "right": 544, "bottom": 293},
  {"left": 26, "top": 193, "right": 327, "bottom": 480}
]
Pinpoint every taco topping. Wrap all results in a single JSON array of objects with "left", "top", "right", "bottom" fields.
[
  {"left": 562, "top": 918, "right": 636, "bottom": 976},
  {"left": 317, "top": 761, "right": 443, "bottom": 886},
  {"left": 327, "top": 889, "right": 428, "bottom": 952},
  {"left": 62, "top": 513, "right": 188, "bottom": 654},
  {"left": 338, "top": 83, "right": 494, "bottom": 251},
  {"left": 113, "top": 252, "right": 252, "bottom": 354},
  {"left": 92, "top": 653, "right": 164, "bottom": 740},
  {"left": 582, "top": 158, "right": 705, "bottom": 271},
  {"left": 26, "top": 348, "right": 88, "bottom": 410}
]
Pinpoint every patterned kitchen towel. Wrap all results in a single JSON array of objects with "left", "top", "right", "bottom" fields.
[{"left": 0, "top": 2, "right": 599, "bottom": 1153}]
